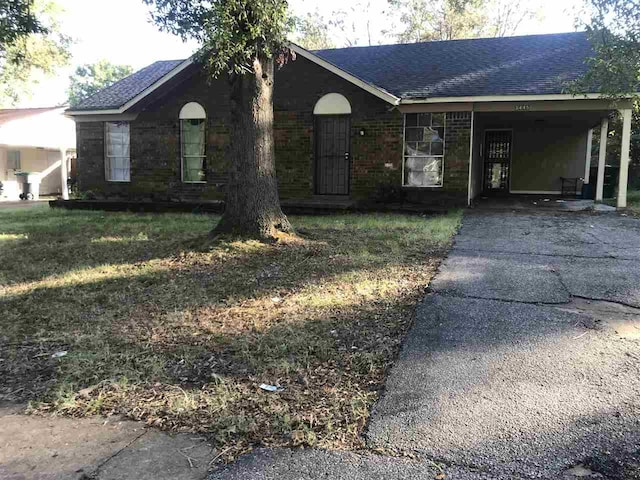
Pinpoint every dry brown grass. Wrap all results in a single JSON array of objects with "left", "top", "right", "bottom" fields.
[{"left": 0, "top": 206, "right": 461, "bottom": 459}]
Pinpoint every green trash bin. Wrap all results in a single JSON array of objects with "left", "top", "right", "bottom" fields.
[{"left": 603, "top": 165, "right": 619, "bottom": 199}]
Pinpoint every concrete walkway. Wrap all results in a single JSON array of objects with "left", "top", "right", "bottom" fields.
[
  {"left": 0, "top": 405, "right": 214, "bottom": 479},
  {"left": 214, "top": 211, "right": 640, "bottom": 479}
]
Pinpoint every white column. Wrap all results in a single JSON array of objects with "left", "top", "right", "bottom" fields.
[
  {"left": 584, "top": 128, "right": 593, "bottom": 184},
  {"left": 595, "top": 118, "right": 609, "bottom": 202},
  {"left": 467, "top": 111, "right": 475, "bottom": 206},
  {"left": 59, "top": 147, "right": 69, "bottom": 200},
  {"left": 617, "top": 108, "right": 632, "bottom": 208}
]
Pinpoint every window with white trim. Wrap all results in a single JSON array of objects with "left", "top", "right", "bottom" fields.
[
  {"left": 179, "top": 102, "right": 206, "bottom": 183},
  {"left": 105, "top": 122, "right": 130, "bottom": 182},
  {"left": 403, "top": 113, "right": 445, "bottom": 187},
  {"left": 7, "top": 150, "right": 21, "bottom": 170}
]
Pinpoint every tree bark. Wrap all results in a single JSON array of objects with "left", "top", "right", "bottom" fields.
[{"left": 212, "top": 55, "right": 293, "bottom": 240}]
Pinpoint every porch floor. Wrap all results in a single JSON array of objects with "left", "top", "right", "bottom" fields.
[{"left": 473, "top": 195, "right": 617, "bottom": 213}]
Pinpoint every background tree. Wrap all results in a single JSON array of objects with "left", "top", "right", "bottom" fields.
[
  {"left": 387, "top": 0, "right": 543, "bottom": 43},
  {"left": 0, "top": 0, "right": 71, "bottom": 107},
  {"left": 572, "top": 0, "right": 640, "bottom": 185},
  {"left": 0, "top": 0, "right": 45, "bottom": 52},
  {"left": 68, "top": 60, "right": 133, "bottom": 106},
  {"left": 329, "top": 1, "right": 378, "bottom": 47},
  {"left": 292, "top": 9, "right": 335, "bottom": 50},
  {"left": 144, "top": 0, "right": 294, "bottom": 240},
  {"left": 573, "top": 0, "right": 639, "bottom": 98}
]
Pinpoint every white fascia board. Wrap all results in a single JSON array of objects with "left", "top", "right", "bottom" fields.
[
  {"left": 289, "top": 44, "right": 400, "bottom": 106},
  {"left": 66, "top": 58, "right": 194, "bottom": 117},
  {"left": 399, "top": 93, "right": 636, "bottom": 104}
]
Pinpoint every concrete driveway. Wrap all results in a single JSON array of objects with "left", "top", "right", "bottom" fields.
[{"left": 214, "top": 210, "right": 640, "bottom": 480}]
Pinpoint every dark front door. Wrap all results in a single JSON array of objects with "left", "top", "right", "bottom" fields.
[
  {"left": 315, "top": 115, "right": 351, "bottom": 195},
  {"left": 483, "top": 130, "right": 512, "bottom": 193}
]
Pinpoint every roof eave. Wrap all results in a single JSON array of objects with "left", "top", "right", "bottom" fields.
[
  {"left": 398, "top": 93, "right": 637, "bottom": 104},
  {"left": 66, "top": 58, "right": 194, "bottom": 117}
]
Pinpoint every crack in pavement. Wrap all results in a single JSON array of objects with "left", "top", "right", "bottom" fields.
[{"left": 83, "top": 429, "right": 149, "bottom": 479}]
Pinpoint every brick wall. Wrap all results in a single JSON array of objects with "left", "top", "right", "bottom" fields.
[{"left": 76, "top": 58, "right": 471, "bottom": 207}]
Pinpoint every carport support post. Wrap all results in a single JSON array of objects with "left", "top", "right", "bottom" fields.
[
  {"left": 59, "top": 147, "right": 69, "bottom": 200},
  {"left": 617, "top": 108, "right": 632, "bottom": 208},
  {"left": 595, "top": 118, "right": 608, "bottom": 202},
  {"left": 584, "top": 128, "right": 593, "bottom": 184}
]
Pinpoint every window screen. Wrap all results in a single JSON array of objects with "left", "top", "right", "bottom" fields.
[
  {"left": 105, "top": 122, "right": 130, "bottom": 182},
  {"left": 181, "top": 118, "right": 206, "bottom": 182},
  {"left": 7, "top": 150, "right": 21, "bottom": 170}
]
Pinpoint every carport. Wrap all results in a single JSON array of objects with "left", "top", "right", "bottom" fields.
[{"left": 467, "top": 97, "right": 634, "bottom": 208}]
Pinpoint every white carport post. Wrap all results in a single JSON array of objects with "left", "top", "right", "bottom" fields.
[
  {"left": 59, "top": 147, "right": 69, "bottom": 200},
  {"left": 584, "top": 128, "right": 593, "bottom": 184},
  {"left": 617, "top": 108, "right": 633, "bottom": 208},
  {"left": 595, "top": 118, "right": 609, "bottom": 202}
]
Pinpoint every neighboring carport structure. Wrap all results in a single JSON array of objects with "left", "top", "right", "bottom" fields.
[{"left": 0, "top": 107, "right": 76, "bottom": 201}]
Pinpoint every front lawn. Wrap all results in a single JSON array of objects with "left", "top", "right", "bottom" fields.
[{"left": 0, "top": 205, "right": 460, "bottom": 458}]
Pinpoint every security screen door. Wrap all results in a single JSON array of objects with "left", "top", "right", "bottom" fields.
[
  {"left": 484, "top": 130, "right": 512, "bottom": 193},
  {"left": 315, "top": 115, "right": 351, "bottom": 195}
]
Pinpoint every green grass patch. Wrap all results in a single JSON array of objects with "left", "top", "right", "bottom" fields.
[
  {"left": 625, "top": 190, "right": 640, "bottom": 216},
  {"left": 0, "top": 206, "right": 461, "bottom": 459}
]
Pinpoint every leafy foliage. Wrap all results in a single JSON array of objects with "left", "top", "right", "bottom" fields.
[
  {"left": 571, "top": 1, "right": 640, "bottom": 174},
  {"left": 0, "top": 0, "right": 71, "bottom": 107},
  {"left": 0, "top": 0, "right": 45, "bottom": 53},
  {"left": 143, "top": 0, "right": 294, "bottom": 75},
  {"left": 67, "top": 60, "right": 133, "bottom": 106},
  {"left": 572, "top": 0, "right": 639, "bottom": 97}
]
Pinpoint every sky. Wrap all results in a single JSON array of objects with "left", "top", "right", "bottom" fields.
[{"left": 21, "top": 0, "right": 584, "bottom": 108}]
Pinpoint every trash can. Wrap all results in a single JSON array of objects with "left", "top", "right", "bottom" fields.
[
  {"left": 15, "top": 172, "right": 41, "bottom": 201},
  {"left": 582, "top": 182, "right": 594, "bottom": 199},
  {"left": 603, "top": 165, "right": 619, "bottom": 199}
]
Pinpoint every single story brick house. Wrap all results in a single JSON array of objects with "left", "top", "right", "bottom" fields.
[{"left": 66, "top": 32, "right": 635, "bottom": 209}]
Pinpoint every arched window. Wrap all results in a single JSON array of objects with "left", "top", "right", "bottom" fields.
[
  {"left": 313, "top": 93, "right": 351, "bottom": 115},
  {"left": 179, "top": 102, "right": 206, "bottom": 183}
]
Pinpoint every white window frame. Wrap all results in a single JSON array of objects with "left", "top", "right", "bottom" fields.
[
  {"left": 7, "top": 150, "right": 21, "bottom": 171},
  {"left": 104, "top": 121, "right": 131, "bottom": 182},
  {"left": 402, "top": 113, "right": 446, "bottom": 188},
  {"left": 179, "top": 102, "right": 207, "bottom": 184}
]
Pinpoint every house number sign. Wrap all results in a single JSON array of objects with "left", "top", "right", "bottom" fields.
[{"left": 514, "top": 104, "right": 531, "bottom": 111}]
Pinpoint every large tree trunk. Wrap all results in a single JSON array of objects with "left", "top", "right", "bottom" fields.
[{"left": 212, "top": 55, "right": 293, "bottom": 240}]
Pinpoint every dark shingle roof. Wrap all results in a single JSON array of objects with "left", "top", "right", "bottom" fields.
[
  {"left": 70, "top": 60, "right": 185, "bottom": 111},
  {"left": 68, "top": 32, "right": 594, "bottom": 111},
  {"left": 313, "top": 32, "right": 593, "bottom": 99}
]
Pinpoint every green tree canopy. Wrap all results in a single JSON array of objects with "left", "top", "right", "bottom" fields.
[
  {"left": 68, "top": 60, "right": 133, "bottom": 106},
  {"left": 0, "top": 0, "right": 46, "bottom": 52},
  {"left": 573, "top": 0, "right": 639, "bottom": 97},
  {"left": 144, "top": 0, "right": 293, "bottom": 76},
  {"left": 143, "top": 0, "right": 295, "bottom": 239},
  {"left": 0, "top": 0, "right": 71, "bottom": 107},
  {"left": 573, "top": 1, "right": 640, "bottom": 176}
]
